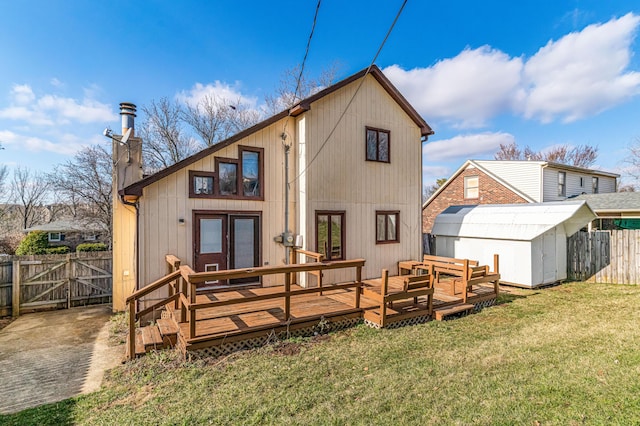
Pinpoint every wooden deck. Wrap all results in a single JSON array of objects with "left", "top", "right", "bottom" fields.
[{"left": 127, "top": 254, "right": 499, "bottom": 359}]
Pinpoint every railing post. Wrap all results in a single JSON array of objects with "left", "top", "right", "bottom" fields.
[
  {"left": 179, "top": 276, "right": 186, "bottom": 322},
  {"left": 189, "top": 281, "right": 196, "bottom": 339},
  {"left": 494, "top": 254, "right": 500, "bottom": 297},
  {"left": 290, "top": 249, "right": 297, "bottom": 285},
  {"left": 380, "top": 269, "right": 389, "bottom": 327},
  {"left": 128, "top": 299, "right": 136, "bottom": 360},
  {"left": 284, "top": 272, "right": 291, "bottom": 321},
  {"left": 355, "top": 265, "right": 362, "bottom": 309}
]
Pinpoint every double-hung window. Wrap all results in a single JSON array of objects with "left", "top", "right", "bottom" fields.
[
  {"left": 558, "top": 172, "right": 566, "bottom": 196},
  {"left": 464, "top": 176, "right": 479, "bottom": 199},
  {"left": 366, "top": 127, "right": 390, "bottom": 163},
  {"left": 592, "top": 177, "right": 599, "bottom": 194}
]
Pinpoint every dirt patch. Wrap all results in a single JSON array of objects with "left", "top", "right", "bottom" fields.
[{"left": 0, "top": 316, "right": 14, "bottom": 331}]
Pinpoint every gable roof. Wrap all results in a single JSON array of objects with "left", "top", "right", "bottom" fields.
[
  {"left": 422, "top": 160, "right": 536, "bottom": 209},
  {"left": 432, "top": 201, "right": 596, "bottom": 241},
  {"left": 423, "top": 159, "right": 620, "bottom": 210},
  {"left": 123, "top": 65, "right": 433, "bottom": 197}
]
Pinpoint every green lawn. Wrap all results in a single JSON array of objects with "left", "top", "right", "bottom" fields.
[{"left": 2, "top": 282, "right": 640, "bottom": 425}]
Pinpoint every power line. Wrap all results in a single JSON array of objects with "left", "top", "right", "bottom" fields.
[
  {"left": 293, "top": 0, "right": 322, "bottom": 103},
  {"left": 290, "top": 0, "right": 408, "bottom": 184}
]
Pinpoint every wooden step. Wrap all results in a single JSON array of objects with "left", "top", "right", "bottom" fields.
[
  {"left": 157, "top": 318, "right": 179, "bottom": 346},
  {"left": 141, "top": 325, "right": 164, "bottom": 351},
  {"left": 434, "top": 304, "right": 474, "bottom": 321},
  {"left": 125, "top": 331, "right": 146, "bottom": 359}
]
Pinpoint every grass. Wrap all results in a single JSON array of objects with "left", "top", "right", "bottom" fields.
[{"left": 2, "top": 282, "right": 640, "bottom": 425}]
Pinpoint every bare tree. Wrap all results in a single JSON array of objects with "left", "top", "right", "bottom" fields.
[
  {"left": 495, "top": 142, "right": 597, "bottom": 167},
  {"left": 11, "top": 166, "right": 50, "bottom": 230},
  {"left": 423, "top": 178, "right": 448, "bottom": 202},
  {"left": 139, "top": 98, "right": 200, "bottom": 172},
  {"left": 182, "top": 95, "right": 261, "bottom": 147},
  {"left": 48, "top": 145, "right": 113, "bottom": 241},
  {"left": 263, "top": 63, "right": 340, "bottom": 115},
  {"left": 625, "top": 138, "right": 640, "bottom": 187}
]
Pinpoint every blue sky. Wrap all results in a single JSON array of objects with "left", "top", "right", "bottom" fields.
[{"left": 1, "top": 1, "right": 639, "bottom": 189}]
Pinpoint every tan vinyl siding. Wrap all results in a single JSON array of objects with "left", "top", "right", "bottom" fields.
[
  {"left": 543, "top": 167, "right": 563, "bottom": 201},
  {"left": 138, "top": 118, "right": 296, "bottom": 288},
  {"left": 474, "top": 160, "right": 543, "bottom": 202},
  {"left": 300, "top": 75, "right": 422, "bottom": 282},
  {"left": 598, "top": 176, "right": 616, "bottom": 193}
]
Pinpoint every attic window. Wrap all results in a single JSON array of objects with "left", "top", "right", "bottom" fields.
[
  {"left": 464, "top": 176, "right": 479, "bottom": 199},
  {"left": 366, "top": 127, "right": 390, "bottom": 163}
]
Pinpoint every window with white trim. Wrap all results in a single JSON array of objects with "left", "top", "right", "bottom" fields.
[{"left": 464, "top": 176, "right": 479, "bottom": 199}]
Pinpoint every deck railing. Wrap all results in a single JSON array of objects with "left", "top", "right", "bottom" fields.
[{"left": 126, "top": 254, "right": 365, "bottom": 359}]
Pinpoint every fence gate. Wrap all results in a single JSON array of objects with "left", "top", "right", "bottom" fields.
[{"left": 3, "top": 252, "right": 112, "bottom": 317}]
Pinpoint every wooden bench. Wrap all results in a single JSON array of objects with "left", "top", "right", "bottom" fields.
[
  {"left": 361, "top": 267, "right": 434, "bottom": 327},
  {"left": 422, "top": 254, "right": 500, "bottom": 303}
]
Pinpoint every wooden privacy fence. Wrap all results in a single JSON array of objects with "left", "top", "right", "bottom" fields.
[
  {"left": 567, "top": 230, "right": 640, "bottom": 284},
  {"left": 0, "top": 252, "right": 112, "bottom": 317}
]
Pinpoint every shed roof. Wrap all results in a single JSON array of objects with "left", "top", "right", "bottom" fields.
[{"left": 431, "top": 201, "right": 596, "bottom": 241}]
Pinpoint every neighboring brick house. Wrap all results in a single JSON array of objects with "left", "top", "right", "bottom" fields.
[{"left": 423, "top": 160, "right": 619, "bottom": 233}]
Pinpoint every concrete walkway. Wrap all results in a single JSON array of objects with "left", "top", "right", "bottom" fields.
[{"left": 0, "top": 305, "right": 123, "bottom": 414}]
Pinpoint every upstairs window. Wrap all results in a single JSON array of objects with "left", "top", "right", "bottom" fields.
[
  {"left": 376, "top": 211, "right": 399, "bottom": 244},
  {"left": 189, "top": 171, "right": 216, "bottom": 198},
  {"left": 366, "top": 127, "right": 390, "bottom": 163},
  {"left": 217, "top": 159, "right": 238, "bottom": 196},
  {"left": 190, "top": 146, "right": 263, "bottom": 200},
  {"left": 592, "top": 177, "right": 599, "bottom": 194},
  {"left": 558, "top": 171, "right": 566, "bottom": 196},
  {"left": 316, "top": 211, "right": 345, "bottom": 260},
  {"left": 241, "top": 146, "right": 263, "bottom": 198},
  {"left": 464, "top": 176, "right": 479, "bottom": 199}
]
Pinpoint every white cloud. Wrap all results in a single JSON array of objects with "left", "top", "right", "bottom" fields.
[
  {"left": 385, "top": 47, "right": 524, "bottom": 128},
  {"left": 0, "top": 129, "right": 87, "bottom": 155},
  {"left": 0, "top": 85, "right": 117, "bottom": 126},
  {"left": 50, "top": 78, "right": 63, "bottom": 88},
  {"left": 177, "top": 81, "right": 258, "bottom": 109},
  {"left": 422, "top": 165, "right": 451, "bottom": 182},
  {"left": 10, "top": 84, "right": 36, "bottom": 105},
  {"left": 384, "top": 13, "right": 640, "bottom": 127},
  {"left": 522, "top": 13, "right": 640, "bottom": 123},
  {"left": 423, "top": 132, "right": 515, "bottom": 162}
]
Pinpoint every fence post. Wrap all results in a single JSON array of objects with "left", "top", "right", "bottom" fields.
[
  {"left": 128, "top": 298, "right": 136, "bottom": 360},
  {"left": 12, "top": 260, "right": 20, "bottom": 318},
  {"left": 66, "top": 254, "right": 72, "bottom": 309}
]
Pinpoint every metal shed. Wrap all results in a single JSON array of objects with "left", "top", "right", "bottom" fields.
[{"left": 431, "top": 201, "right": 596, "bottom": 288}]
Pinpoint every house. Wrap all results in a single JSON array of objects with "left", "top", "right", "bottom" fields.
[
  {"left": 111, "top": 66, "right": 434, "bottom": 311},
  {"left": 423, "top": 160, "right": 619, "bottom": 233},
  {"left": 23, "top": 219, "right": 107, "bottom": 250},
  {"left": 431, "top": 201, "right": 596, "bottom": 288},
  {"left": 573, "top": 192, "right": 640, "bottom": 230}
]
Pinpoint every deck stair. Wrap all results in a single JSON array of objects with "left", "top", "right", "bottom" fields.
[
  {"left": 434, "top": 303, "right": 474, "bottom": 321},
  {"left": 127, "top": 314, "right": 180, "bottom": 358}
]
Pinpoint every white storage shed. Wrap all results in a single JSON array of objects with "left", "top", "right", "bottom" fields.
[{"left": 431, "top": 201, "right": 596, "bottom": 288}]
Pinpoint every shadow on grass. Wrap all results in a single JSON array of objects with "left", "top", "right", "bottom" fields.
[
  {"left": 0, "top": 399, "right": 77, "bottom": 426},
  {"left": 494, "top": 292, "right": 535, "bottom": 306}
]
